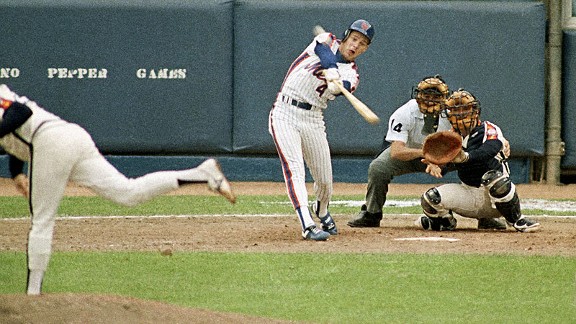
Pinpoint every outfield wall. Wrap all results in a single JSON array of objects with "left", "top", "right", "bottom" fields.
[{"left": 0, "top": 0, "right": 557, "bottom": 183}]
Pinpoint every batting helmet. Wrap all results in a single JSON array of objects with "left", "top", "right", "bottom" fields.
[{"left": 344, "top": 19, "right": 374, "bottom": 44}]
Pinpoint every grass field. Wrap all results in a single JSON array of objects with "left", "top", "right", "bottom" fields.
[{"left": 1, "top": 194, "right": 576, "bottom": 323}]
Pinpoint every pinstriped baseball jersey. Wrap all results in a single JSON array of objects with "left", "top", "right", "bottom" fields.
[
  {"left": 279, "top": 32, "right": 360, "bottom": 109},
  {"left": 269, "top": 31, "right": 366, "bottom": 234}
]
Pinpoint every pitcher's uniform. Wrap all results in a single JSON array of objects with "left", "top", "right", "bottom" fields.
[{"left": 0, "top": 84, "right": 234, "bottom": 295}]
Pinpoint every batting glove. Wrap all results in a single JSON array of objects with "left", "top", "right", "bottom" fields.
[
  {"left": 324, "top": 68, "right": 340, "bottom": 82},
  {"left": 327, "top": 81, "right": 341, "bottom": 95}
]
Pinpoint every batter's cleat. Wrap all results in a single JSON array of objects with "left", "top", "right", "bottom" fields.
[
  {"left": 302, "top": 225, "right": 330, "bottom": 241},
  {"left": 312, "top": 203, "right": 338, "bottom": 235},
  {"left": 197, "top": 159, "right": 236, "bottom": 204},
  {"left": 319, "top": 213, "right": 338, "bottom": 235},
  {"left": 347, "top": 204, "right": 382, "bottom": 227},
  {"left": 415, "top": 215, "right": 457, "bottom": 231},
  {"left": 513, "top": 217, "right": 540, "bottom": 232},
  {"left": 477, "top": 218, "right": 507, "bottom": 230}
]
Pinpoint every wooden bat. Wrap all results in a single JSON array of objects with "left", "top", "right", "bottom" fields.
[
  {"left": 313, "top": 25, "right": 326, "bottom": 36},
  {"left": 328, "top": 80, "right": 380, "bottom": 125},
  {"left": 314, "top": 25, "right": 380, "bottom": 124}
]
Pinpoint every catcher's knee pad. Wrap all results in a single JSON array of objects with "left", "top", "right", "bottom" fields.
[
  {"left": 421, "top": 187, "right": 444, "bottom": 216},
  {"left": 481, "top": 170, "right": 514, "bottom": 200}
]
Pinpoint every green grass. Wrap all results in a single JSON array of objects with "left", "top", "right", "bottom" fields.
[
  {"left": 1, "top": 194, "right": 574, "bottom": 218},
  {"left": 1, "top": 194, "right": 576, "bottom": 323},
  {"left": 1, "top": 252, "right": 574, "bottom": 323}
]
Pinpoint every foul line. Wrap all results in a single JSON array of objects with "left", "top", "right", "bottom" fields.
[{"left": 2, "top": 214, "right": 576, "bottom": 222}]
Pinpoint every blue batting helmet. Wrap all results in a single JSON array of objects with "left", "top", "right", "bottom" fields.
[{"left": 344, "top": 19, "right": 374, "bottom": 44}]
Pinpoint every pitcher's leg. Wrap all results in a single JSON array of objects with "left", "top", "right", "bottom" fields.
[
  {"left": 72, "top": 155, "right": 234, "bottom": 206},
  {"left": 27, "top": 153, "right": 70, "bottom": 295}
]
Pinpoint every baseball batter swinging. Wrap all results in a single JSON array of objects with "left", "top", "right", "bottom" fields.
[
  {"left": 0, "top": 84, "right": 236, "bottom": 295},
  {"left": 269, "top": 20, "right": 374, "bottom": 240}
]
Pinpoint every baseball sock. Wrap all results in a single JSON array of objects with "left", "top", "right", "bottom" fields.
[
  {"left": 177, "top": 169, "right": 208, "bottom": 186},
  {"left": 27, "top": 269, "right": 44, "bottom": 295},
  {"left": 316, "top": 201, "right": 328, "bottom": 218}
]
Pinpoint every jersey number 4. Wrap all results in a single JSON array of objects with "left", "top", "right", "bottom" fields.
[{"left": 391, "top": 119, "right": 403, "bottom": 133}]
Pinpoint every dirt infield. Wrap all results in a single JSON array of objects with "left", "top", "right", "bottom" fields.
[{"left": 1, "top": 179, "right": 575, "bottom": 323}]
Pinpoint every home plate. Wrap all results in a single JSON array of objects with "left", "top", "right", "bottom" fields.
[{"left": 394, "top": 237, "right": 460, "bottom": 242}]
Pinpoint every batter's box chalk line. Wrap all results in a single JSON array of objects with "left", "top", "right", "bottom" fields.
[{"left": 394, "top": 237, "right": 460, "bottom": 242}]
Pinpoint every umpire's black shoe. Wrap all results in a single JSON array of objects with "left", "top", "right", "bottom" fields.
[{"left": 347, "top": 204, "right": 382, "bottom": 227}]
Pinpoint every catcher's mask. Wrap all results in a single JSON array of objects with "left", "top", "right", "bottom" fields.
[
  {"left": 411, "top": 75, "right": 449, "bottom": 116},
  {"left": 442, "top": 89, "right": 481, "bottom": 136}
]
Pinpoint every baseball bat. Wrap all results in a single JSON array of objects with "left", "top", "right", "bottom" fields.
[
  {"left": 313, "top": 25, "right": 326, "bottom": 36},
  {"left": 329, "top": 80, "right": 380, "bottom": 125}
]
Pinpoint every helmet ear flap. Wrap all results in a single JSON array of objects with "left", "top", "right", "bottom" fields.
[{"left": 343, "top": 29, "right": 350, "bottom": 40}]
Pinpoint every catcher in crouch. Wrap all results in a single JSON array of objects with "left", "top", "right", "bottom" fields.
[{"left": 416, "top": 89, "right": 540, "bottom": 232}]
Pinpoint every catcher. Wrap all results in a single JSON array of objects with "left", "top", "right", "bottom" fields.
[
  {"left": 416, "top": 89, "right": 540, "bottom": 232},
  {"left": 348, "top": 75, "right": 505, "bottom": 230}
]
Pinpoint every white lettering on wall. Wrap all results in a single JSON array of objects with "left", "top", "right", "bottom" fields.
[
  {"left": 0, "top": 68, "right": 21, "bottom": 78},
  {"left": 47, "top": 68, "right": 108, "bottom": 79},
  {"left": 136, "top": 68, "right": 187, "bottom": 79}
]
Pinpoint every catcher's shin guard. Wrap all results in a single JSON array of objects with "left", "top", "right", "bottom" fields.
[
  {"left": 482, "top": 170, "right": 522, "bottom": 224},
  {"left": 495, "top": 192, "right": 522, "bottom": 224}
]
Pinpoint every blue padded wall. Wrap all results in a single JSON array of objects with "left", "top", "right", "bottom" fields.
[{"left": 233, "top": 1, "right": 546, "bottom": 157}]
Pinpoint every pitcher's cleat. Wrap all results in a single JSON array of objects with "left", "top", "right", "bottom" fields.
[{"left": 197, "top": 159, "right": 236, "bottom": 204}]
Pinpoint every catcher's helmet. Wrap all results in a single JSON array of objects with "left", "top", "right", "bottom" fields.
[
  {"left": 412, "top": 75, "right": 449, "bottom": 116},
  {"left": 344, "top": 19, "right": 374, "bottom": 44},
  {"left": 442, "top": 89, "right": 481, "bottom": 135}
]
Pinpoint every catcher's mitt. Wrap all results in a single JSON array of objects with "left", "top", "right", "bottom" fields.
[{"left": 423, "top": 130, "right": 463, "bottom": 165}]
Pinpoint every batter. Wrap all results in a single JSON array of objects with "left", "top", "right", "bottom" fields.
[
  {"left": 268, "top": 19, "right": 374, "bottom": 240},
  {"left": 0, "top": 84, "right": 236, "bottom": 295}
]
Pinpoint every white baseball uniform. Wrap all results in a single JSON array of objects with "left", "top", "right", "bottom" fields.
[
  {"left": 268, "top": 32, "right": 360, "bottom": 232},
  {"left": 0, "top": 84, "right": 225, "bottom": 295}
]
